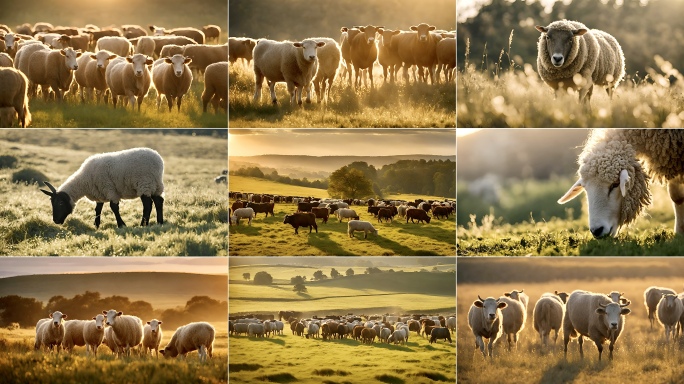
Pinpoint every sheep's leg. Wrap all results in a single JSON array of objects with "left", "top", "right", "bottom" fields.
[
  {"left": 94, "top": 202, "right": 104, "bottom": 229},
  {"left": 110, "top": 202, "right": 126, "bottom": 228},
  {"left": 668, "top": 181, "right": 684, "bottom": 234},
  {"left": 253, "top": 71, "right": 263, "bottom": 103},
  {"left": 167, "top": 95, "right": 173, "bottom": 112},
  {"left": 152, "top": 195, "right": 164, "bottom": 224},
  {"left": 267, "top": 81, "right": 277, "bottom": 105},
  {"left": 140, "top": 195, "right": 153, "bottom": 226}
]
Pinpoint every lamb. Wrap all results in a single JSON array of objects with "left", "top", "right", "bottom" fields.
[
  {"left": 532, "top": 294, "right": 565, "bottom": 349},
  {"left": 136, "top": 36, "right": 155, "bottom": 57},
  {"left": 252, "top": 39, "right": 325, "bottom": 105},
  {"left": 228, "top": 37, "right": 257, "bottom": 65},
  {"left": 310, "top": 37, "right": 340, "bottom": 103},
  {"left": 83, "top": 314, "right": 105, "bottom": 356},
  {"left": 62, "top": 320, "right": 88, "bottom": 352},
  {"left": 105, "top": 53, "right": 153, "bottom": 111},
  {"left": 230, "top": 207, "right": 255, "bottom": 226},
  {"left": 40, "top": 147, "right": 164, "bottom": 229},
  {"left": 151, "top": 54, "right": 193, "bottom": 112},
  {"left": 498, "top": 295, "right": 526, "bottom": 351},
  {"left": 468, "top": 296, "right": 507, "bottom": 358},
  {"left": 535, "top": 19, "right": 625, "bottom": 105},
  {"left": 143, "top": 319, "right": 163, "bottom": 357},
  {"left": 96, "top": 36, "right": 133, "bottom": 58},
  {"left": 27, "top": 47, "right": 82, "bottom": 101},
  {"left": 149, "top": 26, "right": 204, "bottom": 45},
  {"left": 436, "top": 36, "right": 456, "bottom": 82},
  {"left": 657, "top": 293, "right": 683, "bottom": 343},
  {"left": 202, "top": 25, "right": 221, "bottom": 44},
  {"left": 202, "top": 61, "right": 227, "bottom": 113},
  {"left": 349, "top": 25, "right": 381, "bottom": 89},
  {"left": 35, "top": 311, "right": 68, "bottom": 352},
  {"left": 75, "top": 50, "right": 118, "bottom": 103},
  {"left": 182, "top": 43, "right": 227, "bottom": 75},
  {"left": 559, "top": 129, "right": 684, "bottom": 238},
  {"left": 347, "top": 220, "right": 378, "bottom": 239},
  {"left": 0, "top": 67, "right": 31, "bottom": 127},
  {"left": 644, "top": 286, "right": 677, "bottom": 329},
  {"left": 102, "top": 309, "right": 144, "bottom": 357},
  {"left": 160, "top": 322, "right": 215, "bottom": 362}
]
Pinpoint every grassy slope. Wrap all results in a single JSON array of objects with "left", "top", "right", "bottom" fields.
[
  {"left": 0, "top": 130, "right": 228, "bottom": 256},
  {"left": 229, "top": 175, "right": 330, "bottom": 198},
  {"left": 229, "top": 62, "right": 456, "bottom": 128}
]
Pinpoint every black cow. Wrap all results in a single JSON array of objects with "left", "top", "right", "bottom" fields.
[
  {"left": 406, "top": 208, "right": 431, "bottom": 224},
  {"left": 378, "top": 208, "right": 393, "bottom": 223},
  {"left": 246, "top": 202, "right": 274, "bottom": 217},
  {"left": 429, "top": 327, "right": 453, "bottom": 344},
  {"left": 283, "top": 213, "right": 318, "bottom": 234},
  {"left": 297, "top": 202, "right": 317, "bottom": 212}
]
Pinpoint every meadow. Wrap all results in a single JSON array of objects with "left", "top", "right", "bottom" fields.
[
  {"left": 229, "top": 62, "right": 456, "bottom": 128},
  {"left": 457, "top": 258, "right": 684, "bottom": 383},
  {"left": 0, "top": 129, "right": 228, "bottom": 256},
  {"left": 230, "top": 265, "right": 455, "bottom": 384},
  {"left": 229, "top": 177, "right": 456, "bottom": 256}
]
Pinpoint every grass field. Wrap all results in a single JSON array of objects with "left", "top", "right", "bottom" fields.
[
  {"left": 457, "top": 258, "right": 684, "bottom": 383},
  {"left": 0, "top": 129, "right": 228, "bottom": 256},
  {"left": 229, "top": 175, "right": 331, "bottom": 199},
  {"left": 230, "top": 264, "right": 455, "bottom": 383},
  {"left": 229, "top": 62, "right": 456, "bottom": 128}
]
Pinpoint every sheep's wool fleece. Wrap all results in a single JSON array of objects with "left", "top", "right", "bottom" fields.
[
  {"left": 59, "top": 147, "right": 164, "bottom": 203},
  {"left": 578, "top": 129, "right": 684, "bottom": 225}
]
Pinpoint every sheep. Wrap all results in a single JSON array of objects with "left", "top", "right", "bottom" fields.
[
  {"left": 379, "top": 327, "right": 391, "bottom": 343},
  {"left": 532, "top": 294, "right": 565, "bottom": 349},
  {"left": 149, "top": 25, "right": 204, "bottom": 45},
  {"left": 232, "top": 323, "right": 249, "bottom": 336},
  {"left": 151, "top": 54, "right": 193, "bottom": 112},
  {"left": 307, "top": 322, "right": 320, "bottom": 339},
  {"left": 143, "top": 319, "right": 163, "bottom": 357},
  {"left": 498, "top": 295, "right": 526, "bottom": 351},
  {"left": 563, "top": 290, "right": 631, "bottom": 361},
  {"left": 377, "top": 28, "right": 403, "bottom": 84},
  {"left": 347, "top": 220, "right": 378, "bottom": 239},
  {"left": 657, "top": 293, "right": 683, "bottom": 343},
  {"left": 310, "top": 37, "right": 340, "bottom": 103},
  {"left": 103, "top": 326, "right": 121, "bottom": 354},
  {"left": 349, "top": 25, "right": 381, "bottom": 89},
  {"left": 202, "top": 61, "right": 227, "bottom": 113},
  {"left": 103, "top": 309, "right": 144, "bottom": 357},
  {"left": 40, "top": 147, "right": 164, "bottom": 229},
  {"left": 149, "top": 36, "right": 198, "bottom": 58},
  {"left": 136, "top": 36, "right": 155, "bottom": 57},
  {"left": 504, "top": 289, "right": 529, "bottom": 310},
  {"left": 535, "top": 19, "right": 625, "bottom": 105},
  {"left": 35, "top": 311, "right": 68, "bottom": 352},
  {"left": 558, "top": 129, "right": 684, "bottom": 238},
  {"left": 15, "top": 23, "right": 33, "bottom": 36},
  {"left": 388, "top": 329, "right": 406, "bottom": 345},
  {"left": 27, "top": 47, "right": 81, "bottom": 101},
  {"left": 607, "top": 291, "right": 630, "bottom": 305},
  {"left": 644, "top": 286, "right": 677, "bottom": 329},
  {"left": 160, "top": 44, "right": 186, "bottom": 59},
  {"left": 252, "top": 39, "right": 325, "bottom": 105},
  {"left": 0, "top": 67, "right": 31, "bottom": 127},
  {"left": 62, "top": 320, "right": 88, "bottom": 352},
  {"left": 230, "top": 207, "right": 255, "bottom": 226},
  {"left": 122, "top": 25, "right": 147, "bottom": 39},
  {"left": 33, "top": 22, "right": 54, "bottom": 34},
  {"left": 74, "top": 50, "right": 118, "bottom": 103},
  {"left": 228, "top": 37, "right": 256, "bottom": 65},
  {"left": 182, "top": 43, "right": 227, "bottom": 75},
  {"left": 96, "top": 36, "right": 133, "bottom": 57},
  {"left": 83, "top": 314, "right": 105, "bottom": 356},
  {"left": 336, "top": 208, "right": 359, "bottom": 222},
  {"left": 446, "top": 316, "right": 456, "bottom": 333},
  {"left": 160, "top": 322, "right": 215, "bottom": 362},
  {"left": 436, "top": 36, "right": 455, "bottom": 82},
  {"left": 105, "top": 53, "right": 153, "bottom": 110},
  {"left": 202, "top": 25, "right": 221, "bottom": 43},
  {"left": 60, "top": 33, "right": 90, "bottom": 53},
  {"left": 3, "top": 32, "right": 28, "bottom": 57},
  {"left": 468, "top": 296, "right": 506, "bottom": 358},
  {"left": 338, "top": 27, "right": 361, "bottom": 85},
  {"left": 410, "top": 23, "right": 442, "bottom": 84},
  {"left": 429, "top": 327, "right": 452, "bottom": 344}
]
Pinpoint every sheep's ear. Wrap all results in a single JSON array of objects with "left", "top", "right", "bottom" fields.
[
  {"left": 92, "top": 317, "right": 96, "bottom": 320},
  {"left": 504, "top": 292, "right": 511, "bottom": 297},
  {"left": 90, "top": 54, "right": 97, "bottom": 59},
  {"left": 183, "top": 57, "right": 192, "bottom": 64},
  {"left": 293, "top": 42, "right": 303, "bottom": 48},
  {"left": 340, "top": 27, "right": 348, "bottom": 32},
  {"left": 158, "top": 321, "right": 162, "bottom": 324},
  {"left": 60, "top": 49, "right": 66, "bottom": 56},
  {"left": 164, "top": 57, "right": 173, "bottom": 63},
  {"left": 76, "top": 52, "right": 82, "bottom": 57},
  {"left": 619, "top": 169, "right": 630, "bottom": 197},
  {"left": 428, "top": 26, "right": 436, "bottom": 31},
  {"left": 126, "top": 56, "right": 133, "bottom": 63},
  {"left": 573, "top": 29, "right": 588, "bottom": 36},
  {"left": 316, "top": 42, "right": 325, "bottom": 47},
  {"left": 621, "top": 308, "right": 631, "bottom": 315},
  {"left": 102, "top": 310, "right": 107, "bottom": 315},
  {"left": 596, "top": 307, "right": 606, "bottom": 315},
  {"left": 116, "top": 311, "right": 123, "bottom": 316},
  {"left": 148, "top": 25, "right": 156, "bottom": 32},
  {"left": 145, "top": 57, "right": 153, "bottom": 65},
  {"left": 535, "top": 25, "right": 548, "bottom": 33},
  {"left": 147, "top": 321, "right": 151, "bottom": 324},
  {"left": 410, "top": 26, "right": 418, "bottom": 31},
  {"left": 63, "top": 314, "right": 67, "bottom": 319},
  {"left": 558, "top": 178, "right": 584, "bottom": 203},
  {"left": 109, "top": 54, "right": 117, "bottom": 60},
  {"left": 40, "top": 189, "right": 53, "bottom": 197},
  {"left": 497, "top": 302, "right": 507, "bottom": 309},
  {"left": 473, "top": 300, "right": 484, "bottom": 308}
]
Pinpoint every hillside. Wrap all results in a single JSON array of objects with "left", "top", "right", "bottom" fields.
[{"left": 228, "top": 175, "right": 329, "bottom": 197}]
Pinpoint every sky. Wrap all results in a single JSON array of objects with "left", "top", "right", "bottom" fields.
[
  {"left": 228, "top": 129, "right": 456, "bottom": 157},
  {"left": 457, "top": 0, "right": 565, "bottom": 22},
  {"left": 0, "top": 258, "right": 228, "bottom": 279}
]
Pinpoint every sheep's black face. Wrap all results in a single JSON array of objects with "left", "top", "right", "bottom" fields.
[{"left": 40, "top": 182, "right": 73, "bottom": 225}]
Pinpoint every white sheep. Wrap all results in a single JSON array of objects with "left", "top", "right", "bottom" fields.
[
  {"left": 35, "top": 311, "right": 67, "bottom": 352},
  {"left": 102, "top": 309, "right": 144, "bottom": 357},
  {"left": 468, "top": 296, "right": 507, "bottom": 358},
  {"left": 387, "top": 329, "right": 406, "bottom": 345},
  {"left": 532, "top": 294, "right": 565, "bottom": 349},
  {"left": 105, "top": 53, "right": 153, "bottom": 111},
  {"left": 202, "top": 61, "right": 227, "bottom": 113},
  {"left": 504, "top": 289, "right": 529, "bottom": 310},
  {"left": 310, "top": 37, "right": 340, "bottom": 103},
  {"left": 40, "top": 147, "right": 165, "bottom": 229},
  {"left": 103, "top": 326, "right": 120, "bottom": 354},
  {"left": 436, "top": 36, "right": 455, "bottom": 83},
  {"left": 559, "top": 129, "right": 684, "bottom": 237},
  {"left": 230, "top": 207, "right": 255, "bottom": 225},
  {"left": 0, "top": 52, "right": 12, "bottom": 67},
  {"left": 182, "top": 44, "right": 227, "bottom": 75},
  {"left": 202, "top": 25, "right": 221, "bottom": 44},
  {"left": 149, "top": 25, "right": 205, "bottom": 45},
  {"left": 347, "top": 220, "right": 378, "bottom": 239},
  {"left": 135, "top": 36, "right": 155, "bottom": 57},
  {"left": 0, "top": 67, "right": 31, "bottom": 127},
  {"left": 248, "top": 322, "right": 265, "bottom": 338},
  {"left": 657, "top": 293, "right": 683, "bottom": 343},
  {"left": 160, "top": 44, "right": 186, "bottom": 60},
  {"left": 96, "top": 36, "right": 133, "bottom": 58},
  {"left": 498, "top": 295, "right": 526, "bottom": 351},
  {"left": 644, "top": 286, "right": 677, "bottom": 329},
  {"left": 26, "top": 46, "right": 81, "bottom": 101},
  {"left": 252, "top": 39, "right": 325, "bottom": 105},
  {"left": 62, "top": 319, "right": 88, "bottom": 352},
  {"left": 536, "top": 19, "right": 625, "bottom": 105},
  {"left": 336, "top": 208, "right": 359, "bottom": 222},
  {"left": 379, "top": 327, "right": 391, "bottom": 343},
  {"left": 74, "top": 50, "right": 118, "bottom": 103},
  {"left": 160, "top": 322, "right": 215, "bottom": 362},
  {"left": 150, "top": 36, "right": 198, "bottom": 58},
  {"left": 83, "top": 314, "right": 105, "bottom": 356},
  {"left": 228, "top": 37, "right": 257, "bottom": 65},
  {"left": 143, "top": 319, "right": 163, "bottom": 357},
  {"left": 151, "top": 54, "right": 193, "bottom": 112}
]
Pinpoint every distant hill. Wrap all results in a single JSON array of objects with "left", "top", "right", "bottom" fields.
[
  {"left": 310, "top": 271, "right": 455, "bottom": 296},
  {"left": 228, "top": 175, "right": 329, "bottom": 197}
]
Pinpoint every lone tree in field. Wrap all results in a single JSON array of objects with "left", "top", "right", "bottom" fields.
[
  {"left": 290, "top": 276, "right": 306, "bottom": 285},
  {"left": 313, "top": 270, "right": 327, "bottom": 280},
  {"left": 365, "top": 267, "right": 382, "bottom": 274},
  {"left": 330, "top": 268, "right": 340, "bottom": 278},
  {"left": 328, "top": 166, "right": 373, "bottom": 199},
  {"left": 293, "top": 283, "right": 308, "bottom": 294},
  {"left": 345, "top": 268, "right": 355, "bottom": 277},
  {"left": 253, "top": 271, "right": 273, "bottom": 285},
  {"left": 243, "top": 273, "right": 250, "bottom": 281}
]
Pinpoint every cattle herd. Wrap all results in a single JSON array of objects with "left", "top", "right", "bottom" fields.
[
  {"left": 0, "top": 21, "right": 227, "bottom": 127},
  {"left": 468, "top": 286, "right": 684, "bottom": 361},
  {"left": 229, "top": 311, "right": 455, "bottom": 345}
]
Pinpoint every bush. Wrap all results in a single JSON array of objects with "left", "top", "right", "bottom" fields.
[
  {"left": 253, "top": 271, "right": 273, "bottom": 285},
  {"left": 12, "top": 168, "right": 48, "bottom": 185},
  {"left": 0, "top": 155, "right": 18, "bottom": 169}
]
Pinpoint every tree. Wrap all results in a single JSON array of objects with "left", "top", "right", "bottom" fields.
[
  {"left": 243, "top": 273, "right": 250, "bottom": 281},
  {"left": 293, "top": 283, "right": 308, "bottom": 293},
  {"left": 0, "top": 295, "right": 44, "bottom": 327},
  {"left": 290, "top": 275, "right": 306, "bottom": 285},
  {"left": 365, "top": 267, "right": 382, "bottom": 274},
  {"left": 253, "top": 271, "right": 273, "bottom": 285},
  {"left": 330, "top": 268, "right": 340, "bottom": 278},
  {"left": 345, "top": 268, "right": 355, "bottom": 277},
  {"left": 327, "top": 167, "right": 373, "bottom": 199},
  {"left": 312, "top": 270, "right": 327, "bottom": 280}
]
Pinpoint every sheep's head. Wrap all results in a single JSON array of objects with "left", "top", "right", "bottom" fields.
[
  {"left": 293, "top": 39, "right": 325, "bottom": 62},
  {"left": 40, "top": 181, "right": 74, "bottom": 225},
  {"left": 535, "top": 21, "right": 585, "bottom": 68},
  {"left": 558, "top": 138, "right": 651, "bottom": 238}
]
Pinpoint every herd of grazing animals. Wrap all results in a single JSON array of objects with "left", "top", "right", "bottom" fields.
[{"left": 0, "top": 21, "right": 227, "bottom": 127}]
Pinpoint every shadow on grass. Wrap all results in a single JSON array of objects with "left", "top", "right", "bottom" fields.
[
  {"left": 248, "top": 337, "right": 286, "bottom": 346},
  {"left": 229, "top": 363, "right": 262, "bottom": 372},
  {"left": 308, "top": 232, "right": 356, "bottom": 256},
  {"left": 371, "top": 236, "right": 430, "bottom": 256},
  {"left": 538, "top": 359, "right": 585, "bottom": 384},
  {"left": 375, "top": 374, "right": 405, "bottom": 384},
  {"left": 229, "top": 224, "right": 262, "bottom": 236},
  {"left": 397, "top": 224, "right": 455, "bottom": 244},
  {"left": 256, "top": 372, "right": 298, "bottom": 383},
  {"left": 372, "top": 342, "right": 415, "bottom": 353}
]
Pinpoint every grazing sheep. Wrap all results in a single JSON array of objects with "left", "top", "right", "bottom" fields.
[
  {"left": 96, "top": 36, "right": 133, "bottom": 57},
  {"left": 0, "top": 67, "right": 31, "bottom": 127},
  {"left": 35, "top": 311, "right": 68, "bottom": 352},
  {"left": 252, "top": 39, "right": 325, "bottom": 105},
  {"left": 535, "top": 19, "right": 625, "bottom": 105},
  {"left": 103, "top": 309, "right": 144, "bottom": 357},
  {"left": 202, "top": 61, "right": 227, "bottom": 113},
  {"left": 27, "top": 47, "right": 81, "bottom": 101},
  {"left": 644, "top": 286, "right": 677, "bottom": 329},
  {"left": 75, "top": 50, "right": 118, "bottom": 103},
  {"left": 231, "top": 207, "right": 255, "bottom": 226},
  {"left": 563, "top": 290, "right": 631, "bottom": 361},
  {"left": 40, "top": 147, "right": 164, "bottom": 229},
  {"left": 182, "top": 44, "right": 227, "bottom": 75},
  {"left": 657, "top": 293, "right": 683, "bottom": 343},
  {"left": 347, "top": 220, "right": 378, "bottom": 239},
  {"left": 160, "top": 322, "right": 215, "bottom": 362},
  {"left": 468, "top": 296, "right": 506, "bottom": 358},
  {"left": 309, "top": 37, "right": 340, "bottom": 103},
  {"left": 143, "top": 319, "right": 163, "bottom": 357},
  {"left": 533, "top": 294, "right": 565, "bottom": 349},
  {"left": 62, "top": 320, "right": 88, "bottom": 352},
  {"left": 336, "top": 208, "right": 359, "bottom": 222},
  {"left": 150, "top": 36, "right": 198, "bottom": 58},
  {"left": 105, "top": 53, "right": 153, "bottom": 110},
  {"left": 232, "top": 323, "right": 249, "bottom": 336},
  {"left": 228, "top": 37, "right": 257, "bottom": 65},
  {"left": 83, "top": 314, "right": 105, "bottom": 356},
  {"left": 0, "top": 52, "right": 12, "bottom": 67},
  {"left": 379, "top": 327, "right": 391, "bottom": 343},
  {"left": 361, "top": 328, "right": 377, "bottom": 344},
  {"left": 202, "top": 25, "right": 221, "bottom": 43},
  {"left": 160, "top": 44, "right": 186, "bottom": 59},
  {"left": 498, "top": 296, "right": 526, "bottom": 351},
  {"left": 149, "top": 26, "right": 204, "bottom": 45},
  {"left": 136, "top": 36, "right": 155, "bottom": 57},
  {"left": 436, "top": 36, "right": 455, "bottom": 82},
  {"left": 151, "top": 54, "right": 193, "bottom": 112},
  {"left": 349, "top": 25, "right": 381, "bottom": 88},
  {"left": 559, "top": 129, "right": 684, "bottom": 238},
  {"left": 388, "top": 329, "right": 406, "bottom": 345}
]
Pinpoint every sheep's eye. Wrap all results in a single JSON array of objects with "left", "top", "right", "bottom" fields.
[{"left": 609, "top": 182, "right": 620, "bottom": 194}]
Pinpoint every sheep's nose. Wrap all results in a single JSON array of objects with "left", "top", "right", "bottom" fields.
[
  {"left": 73, "top": 65, "right": 78, "bottom": 70},
  {"left": 552, "top": 54, "right": 564, "bottom": 65},
  {"left": 611, "top": 322, "right": 618, "bottom": 328},
  {"left": 591, "top": 227, "right": 605, "bottom": 238},
  {"left": 308, "top": 55, "right": 316, "bottom": 61},
  {"left": 420, "top": 35, "right": 427, "bottom": 41},
  {"left": 488, "top": 313, "right": 495, "bottom": 319}
]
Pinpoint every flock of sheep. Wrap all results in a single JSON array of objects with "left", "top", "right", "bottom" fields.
[
  {"left": 34, "top": 310, "right": 216, "bottom": 361},
  {"left": 0, "top": 21, "right": 228, "bottom": 127},
  {"left": 229, "top": 23, "right": 456, "bottom": 105}
]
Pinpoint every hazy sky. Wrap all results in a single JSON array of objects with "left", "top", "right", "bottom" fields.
[
  {"left": 0, "top": 258, "right": 227, "bottom": 279},
  {"left": 228, "top": 129, "right": 456, "bottom": 157},
  {"left": 457, "top": 0, "right": 563, "bottom": 22}
]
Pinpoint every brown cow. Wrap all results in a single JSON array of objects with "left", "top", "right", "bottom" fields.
[
  {"left": 311, "top": 207, "right": 329, "bottom": 224},
  {"left": 231, "top": 200, "right": 244, "bottom": 212},
  {"left": 361, "top": 328, "right": 377, "bottom": 344},
  {"left": 407, "top": 208, "right": 431, "bottom": 224},
  {"left": 353, "top": 325, "right": 365, "bottom": 340},
  {"left": 350, "top": 25, "right": 382, "bottom": 89},
  {"left": 283, "top": 213, "right": 318, "bottom": 234},
  {"left": 377, "top": 208, "right": 393, "bottom": 223}
]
